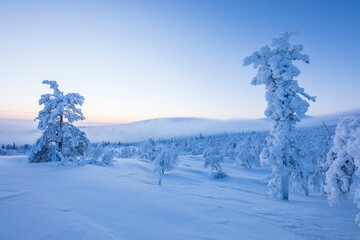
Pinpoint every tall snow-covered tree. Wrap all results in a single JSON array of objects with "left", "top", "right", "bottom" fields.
[
  {"left": 243, "top": 31, "right": 316, "bottom": 200},
  {"left": 325, "top": 115, "right": 360, "bottom": 227},
  {"left": 29, "top": 80, "right": 90, "bottom": 163}
]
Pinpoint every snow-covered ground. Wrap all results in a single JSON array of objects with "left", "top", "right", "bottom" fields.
[{"left": 1, "top": 156, "right": 359, "bottom": 240}]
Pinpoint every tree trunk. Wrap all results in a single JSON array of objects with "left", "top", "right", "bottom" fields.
[
  {"left": 158, "top": 175, "right": 162, "bottom": 186},
  {"left": 58, "top": 115, "right": 63, "bottom": 154},
  {"left": 302, "top": 176, "right": 309, "bottom": 196},
  {"left": 280, "top": 175, "right": 289, "bottom": 200}
]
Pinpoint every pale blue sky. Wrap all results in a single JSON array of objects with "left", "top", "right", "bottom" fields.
[{"left": 0, "top": 0, "right": 359, "bottom": 122}]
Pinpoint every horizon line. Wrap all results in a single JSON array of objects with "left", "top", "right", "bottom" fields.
[{"left": 0, "top": 108, "right": 359, "bottom": 125}]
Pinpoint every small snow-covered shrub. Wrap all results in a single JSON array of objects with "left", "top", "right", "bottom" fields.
[
  {"left": 203, "top": 148, "right": 226, "bottom": 179},
  {"left": 154, "top": 147, "right": 178, "bottom": 185},
  {"left": 88, "top": 144, "right": 103, "bottom": 164},
  {"left": 101, "top": 150, "right": 115, "bottom": 166}
]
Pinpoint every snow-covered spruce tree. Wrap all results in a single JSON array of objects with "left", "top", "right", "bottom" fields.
[
  {"left": 154, "top": 147, "right": 178, "bottom": 185},
  {"left": 29, "top": 80, "right": 89, "bottom": 164},
  {"left": 203, "top": 148, "right": 227, "bottom": 179},
  {"left": 243, "top": 31, "right": 316, "bottom": 200},
  {"left": 325, "top": 115, "right": 360, "bottom": 227}
]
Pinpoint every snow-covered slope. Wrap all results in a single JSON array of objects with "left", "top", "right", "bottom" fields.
[
  {"left": 0, "top": 155, "right": 359, "bottom": 240},
  {"left": 0, "top": 118, "right": 40, "bottom": 145},
  {"left": 82, "top": 117, "right": 270, "bottom": 143},
  {"left": 1, "top": 109, "right": 359, "bottom": 144},
  {"left": 0, "top": 117, "right": 269, "bottom": 144}
]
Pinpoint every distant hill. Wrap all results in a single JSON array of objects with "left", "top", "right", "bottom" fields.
[
  {"left": 0, "top": 109, "right": 359, "bottom": 145},
  {"left": 81, "top": 117, "right": 270, "bottom": 144}
]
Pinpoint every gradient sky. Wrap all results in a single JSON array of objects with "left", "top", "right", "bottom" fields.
[{"left": 1, "top": 0, "right": 359, "bottom": 123}]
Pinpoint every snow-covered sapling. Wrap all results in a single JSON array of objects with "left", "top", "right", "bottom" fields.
[
  {"left": 243, "top": 31, "right": 316, "bottom": 200},
  {"left": 203, "top": 148, "right": 227, "bottom": 179},
  {"left": 29, "top": 80, "right": 90, "bottom": 164},
  {"left": 154, "top": 147, "right": 178, "bottom": 185},
  {"left": 325, "top": 115, "right": 360, "bottom": 227}
]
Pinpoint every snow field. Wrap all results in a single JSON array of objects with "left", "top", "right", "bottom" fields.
[{"left": 0, "top": 156, "right": 359, "bottom": 240}]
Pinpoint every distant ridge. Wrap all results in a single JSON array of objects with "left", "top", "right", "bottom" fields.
[{"left": 0, "top": 109, "right": 359, "bottom": 144}]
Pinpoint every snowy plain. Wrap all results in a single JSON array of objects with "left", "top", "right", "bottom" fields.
[{"left": 1, "top": 155, "right": 359, "bottom": 240}]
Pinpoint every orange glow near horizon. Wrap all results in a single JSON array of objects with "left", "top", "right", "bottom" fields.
[
  {"left": 0, "top": 111, "right": 37, "bottom": 121},
  {"left": 83, "top": 114, "right": 140, "bottom": 124},
  {"left": 0, "top": 111, "right": 262, "bottom": 124},
  {"left": 0, "top": 111, "right": 154, "bottom": 124}
]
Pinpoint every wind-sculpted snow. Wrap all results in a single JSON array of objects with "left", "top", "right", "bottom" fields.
[{"left": 0, "top": 156, "right": 359, "bottom": 240}]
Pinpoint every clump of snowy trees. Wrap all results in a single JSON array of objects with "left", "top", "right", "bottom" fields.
[
  {"left": 137, "top": 138, "right": 159, "bottom": 161},
  {"left": 88, "top": 144, "right": 115, "bottom": 166},
  {"left": 243, "top": 31, "right": 316, "bottom": 200},
  {"left": 0, "top": 143, "right": 31, "bottom": 156},
  {"left": 29, "top": 81, "right": 90, "bottom": 164},
  {"left": 296, "top": 123, "right": 334, "bottom": 193},
  {"left": 118, "top": 145, "right": 137, "bottom": 158},
  {"left": 325, "top": 115, "right": 360, "bottom": 226}
]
